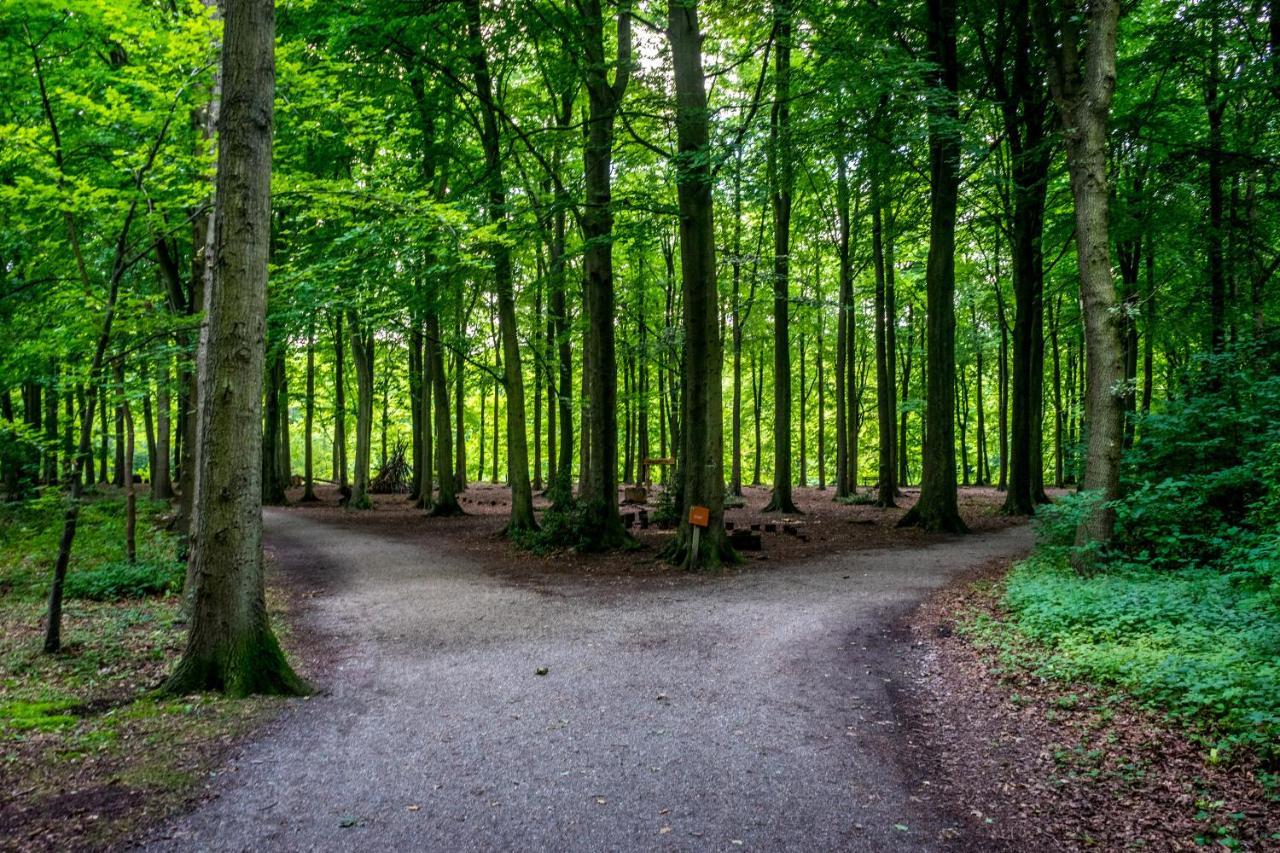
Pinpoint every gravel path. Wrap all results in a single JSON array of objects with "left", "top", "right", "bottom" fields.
[{"left": 144, "top": 508, "right": 1032, "bottom": 852}]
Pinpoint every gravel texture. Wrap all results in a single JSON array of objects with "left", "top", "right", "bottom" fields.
[{"left": 142, "top": 508, "right": 1033, "bottom": 852}]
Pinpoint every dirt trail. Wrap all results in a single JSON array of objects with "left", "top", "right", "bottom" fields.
[{"left": 142, "top": 508, "right": 1032, "bottom": 852}]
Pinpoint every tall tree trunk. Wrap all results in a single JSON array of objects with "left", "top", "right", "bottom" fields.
[
  {"left": 549, "top": 102, "right": 574, "bottom": 507},
  {"left": 162, "top": 0, "right": 305, "bottom": 695},
  {"left": 154, "top": 357, "right": 174, "bottom": 499},
  {"left": 1035, "top": 0, "right": 1125, "bottom": 560},
  {"left": 301, "top": 324, "right": 318, "bottom": 502},
  {"left": 730, "top": 149, "right": 746, "bottom": 499},
  {"left": 427, "top": 310, "right": 463, "bottom": 516},
  {"left": 995, "top": 269, "right": 1009, "bottom": 491},
  {"left": 332, "top": 312, "right": 348, "bottom": 489},
  {"left": 532, "top": 269, "right": 543, "bottom": 493},
  {"left": 900, "top": 0, "right": 966, "bottom": 532},
  {"left": 899, "top": 304, "right": 915, "bottom": 486},
  {"left": 409, "top": 326, "right": 425, "bottom": 503},
  {"left": 261, "top": 344, "right": 287, "bottom": 505},
  {"left": 454, "top": 314, "right": 467, "bottom": 490},
  {"left": 970, "top": 302, "right": 989, "bottom": 485},
  {"left": 834, "top": 157, "right": 852, "bottom": 497},
  {"left": 816, "top": 283, "right": 827, "bottom": 491},
  {"left": 140, "top": 364, "right": 156, "bottom": 491},
  {"left": 637, "top": 282, "right": 650, "bottom": 486},
  {"left": 348, "top": 313, "right": 374, "bottom": 509},
  {"left": 279, "top": 359, "right": 291, "bottom": 485},
  {"left": 990, "top": 0, "right": 1051, "bottom": 515},
  {"left": 1049, "top": 293, "right": 1065, "bottom": 487},
  {"left": 123, "top": 394, "right": 137, "bottom": 563},
  {"left": 1206, "top": 14, "right": 1226, "bottom": 352},
  {"left": 666, "top": 0, "right": 731, "bottom": 567},
  {"left": 752, "top": 347, "right": 763, "bottom": 487},
  {"left": 466, "top": 0, "right": 536, "bottom": 530},
  {"left": 871, "top": 162, "right": 897, "bottom": 508},
  {"left": 578, "top": 0, "right": 633, "bottom": 546},
  {"left": 43, "top": 367, "right": 58, "bottom": 484},
  {"left": 112, "top": 365, "right": 125, "bottom": 486},
  {"left": 766, "top": 0, "right": 799, "bottom": 514}
]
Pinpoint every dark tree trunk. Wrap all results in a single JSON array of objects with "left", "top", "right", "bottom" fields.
[
  {"left": 578, "top": 0, "right": 633, "bottom": 546},
  {"left": 301, "top": 324, "right": 318, "bottom": 502},
  {"left": 427, "top": 310, "right": 463, "bottom": 515},
  {"left": 409, "top": 326, "right": 425, "bottom": 503},
  {"left": 113, "top": 365, "right": 125, "bottom": 487},
  {"left": 871, "top": 162, "right": 896, "bottom": 508},
  {"left": 666, "top": 0, "right": 732, "bottom": 568},
  {"left": 261, "top": 343, "right": 287, "bottom": 505},
  {"left": 900, "top": 0, "right": 966, "bottom": 533},
  {"left": 332, "top": 312, "right": 348, "bottom": 489},
  {"left": 348, "top": 313, "right": 374, "bottom": 509},
  {"left": 1206, "top": 14, "right": 1226, "bottom": 352},
  {"left": 834, "top": 157, "right": 852, "bottom": 497},
  {"left": 899, "top": 304, "right": 915, "bottom": 486},
  {"left": 153, "top": 357, "right": 174, "bottom": 499},
  {"left": 765, "top": 0, "right": 799, "bottom": 514}
]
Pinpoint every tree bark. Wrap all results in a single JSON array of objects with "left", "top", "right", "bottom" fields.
[
  {"left": 427, "top": 310, "right": 463, "bottom": 516},
  {"left": 153, "top": 356, "right": 174, "bottom": 499},
  {"left": 348, "top": 312, "right": 374, "bottom": 509},
  {"left": 834, "top": 157, "right": 852, "bottom": 497},
  {"left": 765, "top": 0, "right": 799, "bottom": 514},
  {"left": 666, "top": 0, "right": 732, "bottom": 568},
  {"left": 162, "top": 0, "right": 306, "bottom": 695},
  {"left": 261, "top": 343, "right": 287, "bottom": 505},
  {"left": 579, "top": 0, "right": 633, "bottom": 546},
  {"left": 332, "top": 311, "right": 348, "bottom": 489},
  {"left": 1035, "top": 0, "right": 1126, "bottom": 561},
  {"left": 465, "top": 0, "right": 536, "bottom": 531},
  {"left": 899, "top": 0, "right": 966, "bottom": 533},
  {"left": 301, "top": 323, "right": 318, "bottom": 501},
  {"left": 871, "top": 161, "right": 897, "bottom": 508}
]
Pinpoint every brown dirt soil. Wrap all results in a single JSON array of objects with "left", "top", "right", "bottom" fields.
[
  {"left": 896, "top": 560, "right": 1280, "bottom": 851},
  {"left": 284, "top": 482, "right": 1026, "bottom": 578}
]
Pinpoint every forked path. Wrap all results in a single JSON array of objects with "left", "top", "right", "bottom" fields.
[{"left": 145, "top": 509, "right": 1032, "bottom": 852}]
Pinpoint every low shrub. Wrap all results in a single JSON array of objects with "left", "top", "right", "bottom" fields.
[
  {"left": 63, "top": 559, "right": 184, "bottom": 601},
  {"left": 992, "top": 338, "right": 1280, "bottom": 774}
]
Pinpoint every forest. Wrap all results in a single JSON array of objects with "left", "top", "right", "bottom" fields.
[{"left": 1, "top": 0, "right": 1278, "bottom": 849}]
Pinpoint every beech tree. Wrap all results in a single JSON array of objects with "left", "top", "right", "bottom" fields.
[{"left": 162, "top": 0, "right": 305, "bottom": 695}]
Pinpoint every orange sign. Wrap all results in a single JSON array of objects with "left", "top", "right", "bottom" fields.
[{"left": 688, "top": 505, "right": 710, "bottom": 528}]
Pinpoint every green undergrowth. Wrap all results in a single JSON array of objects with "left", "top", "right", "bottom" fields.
[
  {"left": 0, "top": 489, "right": 178, "bottom": 599},
  {"left": 965, "top": 341, "right": 1280, "bottom": 791},
  {"left": 513, "top": 499, "right": 643, "bottom": 555},
  {"left": 0, "top": 491, "right": 294, "bottom": 847},
  {"left": 966, "top": 555, "right": 1280, "bottom": 777}
]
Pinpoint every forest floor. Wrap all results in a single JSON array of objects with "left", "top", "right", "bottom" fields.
[
  {"left": 137, "top": 485, "right": 1037, "bottom": 851},
  {"left": 0, "top": 494, "right": 301, "bottom": 853},
  {"left": 900, "top": 562, "right": 1280, "bottom": 850}
]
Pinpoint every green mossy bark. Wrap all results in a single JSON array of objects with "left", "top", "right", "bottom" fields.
[{"left": 159, "top": 625, "right": 309, "bottom": 699}]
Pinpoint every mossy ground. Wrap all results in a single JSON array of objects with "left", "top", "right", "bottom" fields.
[{"left": 0, "top": 490, "right": 297, "bottom": 851}]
